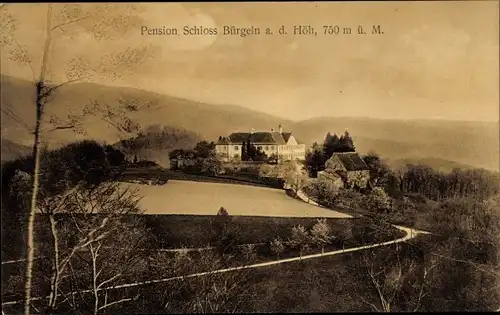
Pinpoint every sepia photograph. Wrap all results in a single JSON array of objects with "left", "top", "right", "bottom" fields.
[{"left": 0, "top": 1, "right": 499, "bottom": 314}]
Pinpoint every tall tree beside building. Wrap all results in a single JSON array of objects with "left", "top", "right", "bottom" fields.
[
  {"left": 193, "top": 141, "right": 216, "bottom": 159},
  {"left": 323, "top": 131, "right": 355, "bottom": 157},
  {"left": 305, "top": 142, "right": 326, "bottom": 177},
  {"left": 363, "top": 152, "right": 391, "bottom": 187},
  {"left": 241, "top": 140, "right": 248, "bottom": 161},
  {"left": 323, "top": 133, "right": 340, "bottom": 159},
  {"left": 243, "top": 138, "right": 267, "bottom": 162},
  {"left": 337, "top": 130, "right": 356, "bottom": 152}
]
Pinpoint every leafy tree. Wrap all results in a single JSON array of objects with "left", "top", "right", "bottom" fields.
[
  {"left": 288, "top": 225, "right": 310, "bottom": 258},
  {"left": 323, "top": 133, "right": 340, "bottom": 159},
  {"left": 217, "top": 206, "right": 229, "bottom": 217},
  {"left": 241, "top": 140, "right": 248, "bottom": 161},
  {"left": 213, "top": 207, "right": 238, "bottom": 255},
  {"left": 310, "top": 219, "right": 333, "bottom": 254},
  {"left": 104, "top": 145, "right": 126, "bottom": 167},
  {"left": 363, "top": 152, "right": 391, "bottom": 188},
  {"left": 270, "top": 237, "right": 285, "bottom": 260},
  {"left": 193, "top": 141, "right": 216, "bottom": 159},
  {"left": 243, "top": 140, "right": 267, "bottom": 162},
  {"left": 337, "top": 130, "right": 356, "bottom": 152},
  {"left": 305, "top": 142, "right": 326, "bottom": 177},
  {"left": 366, "top": 187, "right": 393, "bottom": 213},
  {"left": 265, "top": 153, "right": 276, "bottom": 164},
  {"left": 197, "top": 155, "right": 223, "bottom": 175},
  {"left": 304, "top": 178, "right": 341, "bottom": 207},
  {"left": 283, "top": 160, "right": 309, "bottom": 195},
  {"left": 323, "top": 131, "right": 356, "bottom": 158}
]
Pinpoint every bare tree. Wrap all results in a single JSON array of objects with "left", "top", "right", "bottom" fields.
[
  {"left": 38, "top": 182, "right": 147, "bottom": 314},
  {"left": 355, "top": 246, "right": 437, "bottom": 312},
  {"left": 84, "top": 219, "right": 147, "bottom": 315},
  {"left": 1, "top": 4, "right": 157, "bottom": 314},
  {"left": 185, "top": 251, "right": 252, "bottom": 314},
  {"left": 239, "top": 244, "right": 257, "bottom": 264},
  {"left": 144, "top": 249, "right": 252, "bottom": 314}
]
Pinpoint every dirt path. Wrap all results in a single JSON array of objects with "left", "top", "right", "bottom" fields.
[
  {"left": 1, "top": 225, "right": 429, "bottom": 307},
  {"left": 2, "top": 188, "right": 431, "bottom": 307}
]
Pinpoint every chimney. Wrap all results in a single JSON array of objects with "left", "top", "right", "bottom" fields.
[
  {"left": 278, "top": 124, "right": 282, "bottom": 133},
  {"left": 251, "top": 128, "right": 255, "bottom": 134}
]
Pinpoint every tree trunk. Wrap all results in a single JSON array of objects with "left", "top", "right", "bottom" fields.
[
  {"left": 91, "top": 245, "right": 99, "bottom": 315},
  {"left": 24, "top": 5, "right": 53, "bottom": 315},
  {"left": 47, "top": 214, "right": 61, "bottom": 313},
  {"left": 23, "top": 97, "right": 43, "bottom": 315}
]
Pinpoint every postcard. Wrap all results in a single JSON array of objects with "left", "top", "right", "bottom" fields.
[{"left": 1, "top": 2, "right": 499, "bottom": 314}]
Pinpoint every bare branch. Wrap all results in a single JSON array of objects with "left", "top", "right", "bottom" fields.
[
  {"left": 0, "top": 107, "right": 32, "bottom": 132},
  {"left": 41, "top": 125, "right": 77, "bottom": 133},
  {"left": 357, "top": 293, "right": 381, "bottom": 312},
  {"left": 2, "top": 31, "right": 36, "bottom": 82},
  {"left": 41, "top": 76, "right": 89, "bottom": 99},
  {"left": 97, "top": 273, "right": 122, "bottom": 290},
  {"left": 51, "top": 15, "right": 91, "bottom": 32}
]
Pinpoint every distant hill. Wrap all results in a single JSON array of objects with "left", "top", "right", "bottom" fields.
[
  {"left": 1, "top": 138, "right": 31, "bottom": 163},
  {"left": 0, "top": 75, "right": 292, "bottom": 148},
  {"left": 293, "top": 117, "right": 499, "bottom": 171},
  {"left": 1, "top": 74, "right": 498, "bottom": 171},
  {"left": 385, "top": 157, "right": 475, "bottom": 173}
]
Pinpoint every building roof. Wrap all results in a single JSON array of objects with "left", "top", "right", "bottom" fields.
[
  {"left": 216, "top": 131, "right": 292, "bottom": 145},
  {"left": 270, "top": 132, "right": 286, "bottom": 145},
  {"left": 281, "top": 132, "right": 292, "bottom": 143},
  {"left": 217, "top": 137, "right": 231, "bottom": 145},
  {"left": 331, "top": 152, "right": 370, "bottom": 171}
]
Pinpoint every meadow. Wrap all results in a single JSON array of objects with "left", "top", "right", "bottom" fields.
[{"left": 126, "top": 180, "right": 351, "bottom": 218}]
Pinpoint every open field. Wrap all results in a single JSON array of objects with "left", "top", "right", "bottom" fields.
[{"left": 126, "top": 180, "right": 352, "bottom": 218}]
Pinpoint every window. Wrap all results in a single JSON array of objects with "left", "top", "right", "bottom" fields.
[
  {"left": 234, "top": 146, "right": 239, "bottom": 150},
  {"left": 234, "top": 154, "right": 239, "bottom": 158},
  {"left": 271, "top": 146, "right": 275, "bottom": 150},
  {"left": 258, "top": 146, "right": 262, "bottom": 150},
  {"left": 265, "top": 146, "right": 269, "bottom": 150}
]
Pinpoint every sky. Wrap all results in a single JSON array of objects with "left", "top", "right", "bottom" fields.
[{"left": 1, "top": 2, "right": 499, "bottom": 122}]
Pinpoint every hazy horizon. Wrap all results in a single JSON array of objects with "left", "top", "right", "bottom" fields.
[
  {"left": 1, "top": 2, "right": 499, "bottom": 123},
  {"left": 2, "top": 73, "right": 498, "bottom": 124}
]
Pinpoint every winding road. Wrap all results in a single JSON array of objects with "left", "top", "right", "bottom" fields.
[
  {"left": 2, "top": 188, "right": 430, "bottom": 307},
  {"left": 1, "top": 223, "right": 429, "bottom": 307}
]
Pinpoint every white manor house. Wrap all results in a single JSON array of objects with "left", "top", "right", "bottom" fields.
[{"left": 216, "top": 124, "right": 306, "bottom": 162}]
